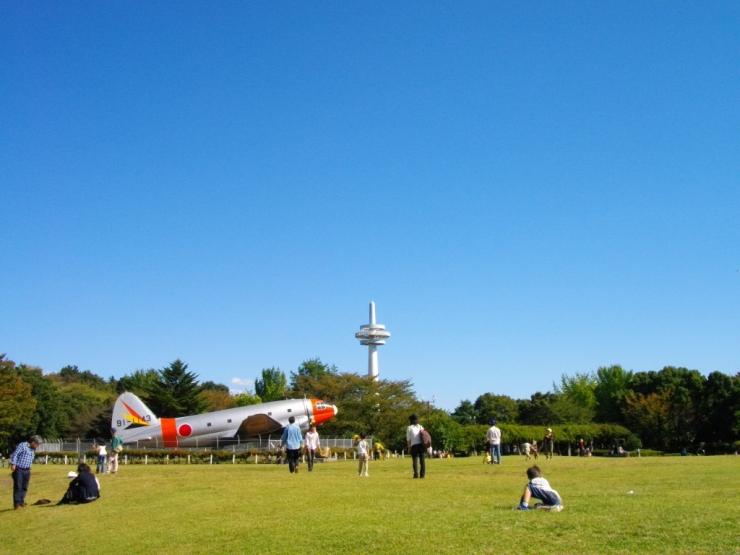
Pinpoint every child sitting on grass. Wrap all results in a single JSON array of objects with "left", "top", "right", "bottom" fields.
[{"left": 516, "top": 465, "right": 563, "bottom": 511}]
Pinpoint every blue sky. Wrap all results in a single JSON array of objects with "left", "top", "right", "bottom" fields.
[{"left": 2, "top": 2, "right": 738, "bottom": 410}]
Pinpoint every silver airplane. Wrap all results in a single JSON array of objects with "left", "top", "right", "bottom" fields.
[{"left": 111, "top": 391, "right": 338, "bottom": 448}]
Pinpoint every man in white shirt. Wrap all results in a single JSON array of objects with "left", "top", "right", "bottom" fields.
[
  {"left": 486, "top": 419, "right": 502, "bottom": 465},
  {"left": 406, "top": 414, "right": 426, "bottom": 478},
  {"left": 304, "top": 424, "right": 320, "bottom": 472}
]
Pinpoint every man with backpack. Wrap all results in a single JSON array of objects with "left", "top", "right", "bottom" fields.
[{"left": 406, "top": 414, "right": 429, "bottom": 479}]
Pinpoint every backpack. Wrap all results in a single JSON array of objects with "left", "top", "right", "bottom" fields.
[{"left": 419, "top": 428, "right": 432, "bottom": 449}]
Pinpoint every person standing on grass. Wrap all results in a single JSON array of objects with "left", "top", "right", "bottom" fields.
[
  {"left": 304, "top": 424, "right": 320, "bottom": 472},
  {"left": 10, "top": 435, "right": 42, "bottom": 510},
  {"left": 108, "top": 429, "right": 123, "bottom": 474},
  {"left": 356, "top": 433, "right": 369, "bottom": 477},
  {"left": 406, "top": 414, "right": 426, "bottom": 479},
  {"left": 486, "top": 419, "right": 502, "bottom": 465},
  {"left": 95, "top": 441, "right": 107, "bottom": 474},
  {"left": 542, "top": 428, "right": 555, "bottom": 460},
  {"left": 281, "top": 416, "right": 303, "bottom": 474}
]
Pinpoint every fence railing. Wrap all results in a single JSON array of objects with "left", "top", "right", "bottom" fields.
[{"left": 39, "top": 437, "right": 359, "bottom": 454}]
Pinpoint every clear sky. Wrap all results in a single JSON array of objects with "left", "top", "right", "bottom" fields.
[{"left": 2, "top": 2, "right": 738, "bottom": 410}]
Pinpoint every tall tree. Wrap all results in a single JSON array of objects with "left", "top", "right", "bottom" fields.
[
  {"left": 593, "top": 365, "right": 632, "bottom": 423},
  {"left": 451, "top": 399, "right": 477, "bottom": 425},
  {"left": 290, "top": 358, "right": 337, "bottom": 391},
  {"left": 0, "top": 356, "right": 36, "bottom": 451},
  {"left": 255, "top": 367, "right": 287, "bottom": 401},
  {"left": 474, "top": 393, "right": 518, "bottom": 423},
  {"left": 517, "top": 392, "right": 561, "bottom": 425},
  {"left": 698, "top": 371, "right": 740, "bottom": 446},
  {"left": 146, "top": 359, "right": 206, "bottom": 417},
  {"left": 625, "top": 367, "right": 705, "bottom": 450},
  {"left": 117, "top": 369, "right": 159, "bottom": 396},
  {"left": 552, "top": 373, "right": 597, "bottom": 423},
  {"left": 290, "top": 371, "right": 423, "bottom": 449},
  {"left": 15, "top": 364, "right": 68, "bottom": 439}
]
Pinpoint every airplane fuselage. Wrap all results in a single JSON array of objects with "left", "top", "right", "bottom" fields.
[{"left": 115, "top": 396, "right": 337, "bottom": 448}]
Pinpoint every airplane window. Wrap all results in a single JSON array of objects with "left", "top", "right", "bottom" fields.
[
  {"left": 207, "top": 423, "right": 212, "bottom": 427},
  {"left": 227, "top": 419, "right": 232, "bottom": 423},
  {"left": 268, "top": 412, "right": 272, "bottom": 416},
  {"left": 287, "top": 409, "right": 292, "bottom": 412}
]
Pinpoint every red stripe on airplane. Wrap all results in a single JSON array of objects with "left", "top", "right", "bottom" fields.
[{"left": 161, "top": 418, "right": 178, "bottom": 448}]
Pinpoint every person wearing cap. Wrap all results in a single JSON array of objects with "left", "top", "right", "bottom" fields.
[
  {"left": 486, "top": 419, "right": 502, "bottom": 465},
  {"left": 542, "top": 428, "right": 555, "bottom": 460},
  {"left": 9, "top": 435, "right": 42, "bottom": 509}
]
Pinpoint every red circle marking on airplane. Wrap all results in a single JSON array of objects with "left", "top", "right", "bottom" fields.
[{"left": 178, "top": 423, "right": 192, "bottom": 437}]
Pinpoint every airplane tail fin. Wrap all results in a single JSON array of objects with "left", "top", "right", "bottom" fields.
[{"left": 112, "top": 392, "right": 159, "bottom": 438}]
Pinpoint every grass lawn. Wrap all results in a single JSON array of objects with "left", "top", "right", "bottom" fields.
[{"left": 1, "top": 455, "right": 738, "bottom": 553}]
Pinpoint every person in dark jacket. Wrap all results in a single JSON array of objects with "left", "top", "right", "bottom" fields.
[{"left": 58, "top": 463, "right": 100, "bottom": 504}]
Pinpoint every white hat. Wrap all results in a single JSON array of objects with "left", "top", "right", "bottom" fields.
[{"left": 67, "top": 471, "right": 78, "bottom": 479}]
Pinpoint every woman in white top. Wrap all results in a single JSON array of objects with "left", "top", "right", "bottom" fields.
[
  {"left": 356, "top": 433, "right": 369, "bottom": 477},
  {"left": 406, "top": 414, "right": 426, "bottom": 478},
  {"left": 96, "top": 443, "right": 107, "bottom": 474},
  {"left": 304, "top": 425, "right": 320, "bottom": 472}
]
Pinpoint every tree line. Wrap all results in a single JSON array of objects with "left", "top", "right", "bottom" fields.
[{"left": 1, "top": 354, "right": 737, "bottom": 454}]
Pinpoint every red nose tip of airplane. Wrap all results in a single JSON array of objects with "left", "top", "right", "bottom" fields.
[{"left": 311, "top": 399, "right": 338, "bottom": 425}]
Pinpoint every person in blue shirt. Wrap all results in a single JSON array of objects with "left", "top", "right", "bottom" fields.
[
  {"left": 10, "top": 435, "right": 42, "bottom": 510},
  {"left": 280, "top": 416, "right": 303, "bottom": 474}
]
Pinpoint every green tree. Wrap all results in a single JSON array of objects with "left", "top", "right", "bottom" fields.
[
  {"left": 627, "top": 367, "right": 705, "bottom": 450},
  {"left": 15, "top": 364, "right": 68, "bottom": 439},
  {"left": 698, "top": 371, "right": 740, "bottom": 447},
  {"left": 451, "top": 399, "right": 477, "bottom": 425},
  {"left": 58, "top": 383, "right": 115, "bottom": 438},
  {"left": 290, "top": 371, "right": 423, "bottom": 450},
  {"left": 290, "top": 358, "right": 337, "bottom": 391},
  {"left": 255, "top": 367, "right": 287, "bottom": 401},
  {"left": 424, "top": 410, "right": 465, "bottom": 452},
  {"left": 117, "top": 369, "right": 159, "bottom": 396},
  {"left": 474, "top": 393, "right": 518, "bottom": 423},
  {"left": 57, "top": 365, "right": 109, "bottom": 389},
  {"left": 201, "top": 381, "right": 229, "bottom": 393},
  {"left": 0, "top": 356, "right": 37, "bottom": 451},
  {"left": 146, "top": 359, "right": 206, "bottom": 417},
  {"left": 552, "top": 372, "right": 597, "bottom": 423},
  {"left": 623, "top": 390, "right": 671, "bottom": 449},
  {"left": 517, "top": 392, "right": 560, "bottom": 425},
  {"left": 233, "top": 392, "right": 263, "bottom": 406},
  {"left": 594, "top": 365, "right": 633, "bottom": 423}
]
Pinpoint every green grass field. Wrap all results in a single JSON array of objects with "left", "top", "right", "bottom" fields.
[{"left": 2, "top": 455, "right": 738, "bottom": 553}]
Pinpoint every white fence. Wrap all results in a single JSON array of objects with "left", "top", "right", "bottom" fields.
[{"left": 39, "top": 437, "right": 359, "bottom": 453}]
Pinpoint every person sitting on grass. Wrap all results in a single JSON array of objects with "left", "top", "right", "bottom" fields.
[
  {"left": 58, "top": 463, "right": 100, "bottom": 505},
  {"left": 516, "top": 465, "right": 563, "bottom": 512}
]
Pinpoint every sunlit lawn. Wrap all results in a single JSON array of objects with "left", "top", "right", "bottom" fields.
[{"left": 1, "top": 454, "right": 738, "bottom": 553}]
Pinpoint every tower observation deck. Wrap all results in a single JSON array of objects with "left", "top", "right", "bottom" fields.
[{"left": 354, "top": 301, "right": 391, "bottom": 381}]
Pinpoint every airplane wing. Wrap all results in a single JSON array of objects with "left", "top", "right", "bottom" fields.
[{"left": 236, "top": 413, "right": 285, "bottom": 437}]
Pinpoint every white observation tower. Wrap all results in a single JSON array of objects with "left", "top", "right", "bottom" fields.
[{"left": 355, "top": 301, "right": 391, "bottom": 381}]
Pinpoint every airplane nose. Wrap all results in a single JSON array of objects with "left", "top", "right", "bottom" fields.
[{"left": 310, "top": 400, "right": 338, "bottom": 425}]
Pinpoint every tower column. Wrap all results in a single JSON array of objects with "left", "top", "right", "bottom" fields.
[
  {"left": 355, "top": 301, "right": 391, "bottom": 381},
  {"left": 368, "top": 345, "right": 379, "bottom": 380}
]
